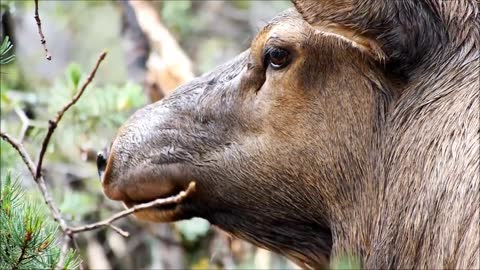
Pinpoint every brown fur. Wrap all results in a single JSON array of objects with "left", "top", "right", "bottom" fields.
[{"left": 101, "top": 1, "right": 479, "bottom": 269}]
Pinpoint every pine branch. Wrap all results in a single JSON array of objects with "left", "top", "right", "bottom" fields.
[{"left": 11, "top": 232, "right": 32, "bottom": 270}]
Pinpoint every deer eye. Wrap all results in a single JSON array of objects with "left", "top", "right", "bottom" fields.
[{"left": 264, "top": 47, "right": 291, "bottom": 70}]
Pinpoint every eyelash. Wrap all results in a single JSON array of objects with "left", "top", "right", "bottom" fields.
[{"left": 263, "top": 47, "right": 291, "bottom": 70}]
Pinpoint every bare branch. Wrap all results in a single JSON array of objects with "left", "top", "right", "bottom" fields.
[
  {"left": 3, "top": 50, "right": 108, "bottom": 233},
  {"left": 69, "top": 182, "right": 196, "bottom": 237},
  {"left": 56, "top": 235, "right": 71, "bottom": 270},
  {"left": 107, "top": 224, "right": 130, "bottom": 238},
  {"left": 34, "top": 0, "right": 51, "bottom": 61},
  {"left": 35, "top": 51, "right": 107, "bottom": 180},
  {"left": 0, "top": 132, "right": 36, "bottom": 176}
]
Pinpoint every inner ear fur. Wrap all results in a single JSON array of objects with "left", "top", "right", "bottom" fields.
[{"left": 313, "top": 24, "right": 386, "bottom": 62}]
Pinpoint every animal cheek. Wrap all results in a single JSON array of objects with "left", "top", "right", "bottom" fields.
[{"left": 240, "top": 67, "right": 266, "bottom": 93}]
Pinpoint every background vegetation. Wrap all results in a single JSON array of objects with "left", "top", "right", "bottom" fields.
[{"left": 0, "top": 1, "right": 301, "bottom": 269}]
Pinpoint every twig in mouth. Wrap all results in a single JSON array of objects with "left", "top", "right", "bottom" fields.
[
  {"left": 69, "top": 182, "right": 196, "bottom": 237},
  {"left": 34, "top": 0, "right": 52, "bottom": 61}
]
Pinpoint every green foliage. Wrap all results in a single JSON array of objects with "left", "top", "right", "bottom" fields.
[
  {"left": 13, "top": 63, "right": 148, "bottom": 164},
  {"left": 0, "top": 140, "right": 20, "bottom": 176},
  {"left": 0, "top": 36, "right": 15, "bottom": 65},
  {"left": 66, "top": 63, "right": 82, "bottom": 90},
  {"left": 53, "top": 63, "right": 146, "bottom": 132},
  {"left": 0, "top": 173, "right": 79, "bottom": 269},
  {"left": 162, "top": 1, "right": 202, "bottom": 38},
  {"left": 231, "top": 0, "right": 251, "bottom": 10},
  {"left": 176, "top": 218, "right": 210, "bottom": 243},
  {"left": 59, "top": 190, "right": 98, "bottom": 220}
]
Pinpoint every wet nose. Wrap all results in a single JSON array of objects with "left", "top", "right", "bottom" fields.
[{"left": 96, "top": 150, "right": 108, "bottom": 181}]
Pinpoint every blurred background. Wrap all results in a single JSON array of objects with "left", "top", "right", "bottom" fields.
[{"left": 0, "top": 1, "right": 300, "bottom": 269}]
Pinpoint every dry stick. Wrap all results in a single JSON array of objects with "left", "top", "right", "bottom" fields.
[
  {"left": 35, "top": 51, "right": 107, "bottom": 180},
  {"left": 107, "top": 224, "right": 130, "bottom": 238},
  {"left": 70, "top": 237, "right": 85, "bottom": 270},
  {"left": 34, "top": 0, "right": 51, "bottom": 60},
  {"left": 70, "top": 182, "right": 196, "bottom": 236},
  {"left": 56, "top": 235, "right": 85, "bottom": 270},
  {"left": 36, "top": 51, "right": 105, "bottom": 267},
  {"left": 57, "top": 235, "right": 71, "bottom": 269},
  {"left": 35, "top": 51, "right": 107, "bottom": 233},
  {"left": 0, "top": 133, "right": 35, "bottom": 177}
]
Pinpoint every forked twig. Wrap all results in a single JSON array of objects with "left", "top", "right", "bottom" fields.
[
  {"left": 1, "top": 51, "right": 108, "bottom": 268},
  {"left": 34, "top": 0, "right": 51, "bottom": 60},
  {"left": 35, "top": 51, "right": 107, "bottom": 180},
  {"left": 2, "top": 51, "right": 107, "bottom": 232}
]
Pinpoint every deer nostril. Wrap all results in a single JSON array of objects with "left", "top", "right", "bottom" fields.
[{"left": 96, "top": 151, "right": 108, "bottom": 180}]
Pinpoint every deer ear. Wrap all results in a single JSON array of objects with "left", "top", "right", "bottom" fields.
[
  {"left": 292, "top": 0, "right": 352, "bottom": 27},
  {"left": 292, "top": 0, "right": 386, "bottom": 61}
]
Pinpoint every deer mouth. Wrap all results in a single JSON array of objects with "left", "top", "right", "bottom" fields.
[{"left": 102, "top": 161, "right": 196, "bottom": 222}]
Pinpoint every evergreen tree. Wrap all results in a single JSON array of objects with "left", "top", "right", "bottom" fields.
[{"left": 0, "top": 173, "right": 79, "bottom": 269}]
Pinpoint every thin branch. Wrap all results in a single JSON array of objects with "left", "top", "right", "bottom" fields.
[
  {"left": 69, "top": 182, "right": 196, "bottom": 236},
  {"left": 34, "top": 0, "right": 51, "bottom": 61},
  {"left": 107, "top": 224, "right": 130, "bottom": 238},
  {"left": 35, "top": 51, "right": 107, "bottom": 180},
  {"left": 37, "top": 177, "right": 69, "bottom": 231},
  {"left": 56, "top": 235, "right": 71, "bottom": 270},
  {"left": 70, "top": 237, "right": 85, "bottom": 270},
  {"left": 0, "top": 132, "right": 36, "bottom": 177}
]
